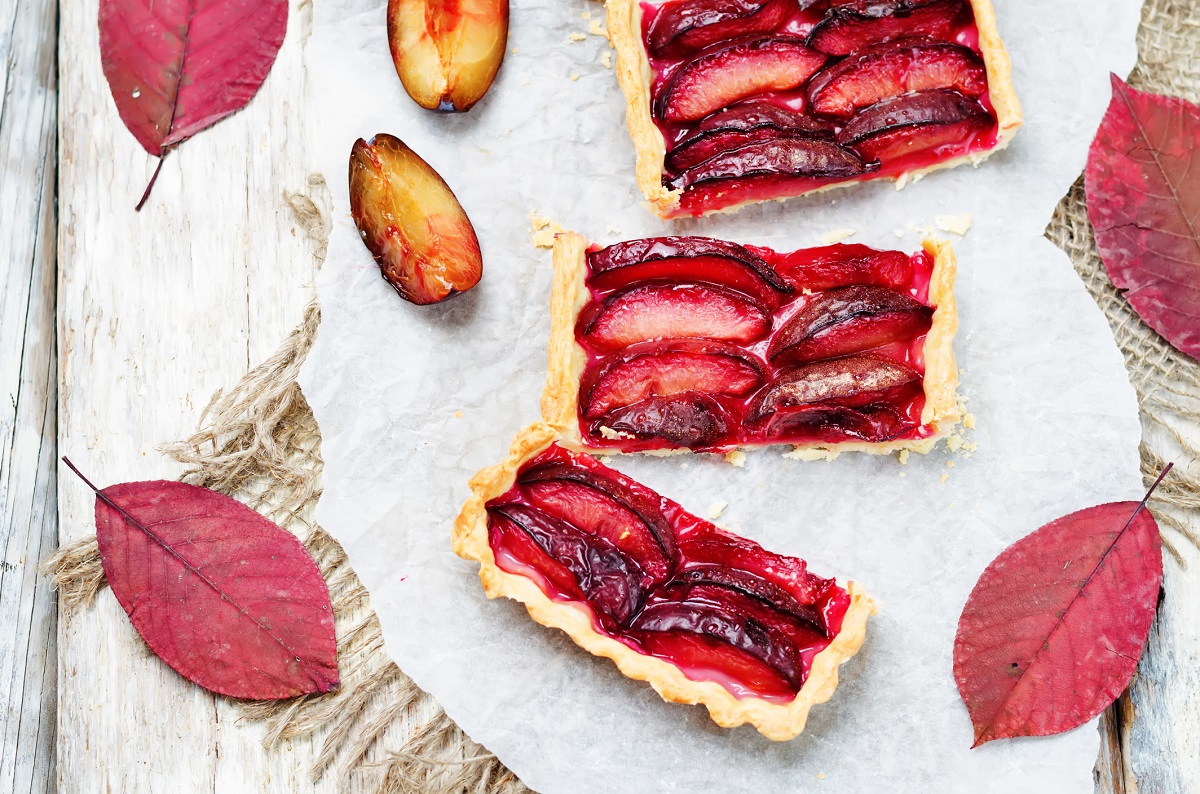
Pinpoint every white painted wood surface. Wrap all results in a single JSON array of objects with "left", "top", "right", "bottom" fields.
[{"left": 0, "top": 0, "right": 59, "bottom": 789}]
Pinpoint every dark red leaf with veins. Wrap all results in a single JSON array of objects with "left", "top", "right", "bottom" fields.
[
  {"left": 953, "top": 468, "right": 1167, "bottom": 747},
  {"left": 99, "top": 0, "right": 287, "bottom": 204},
  {"left": 73, "top": 461, "right": 338, "bottom": 701},
  {"left": 1085, "top": 75, "right": 1200, "bottom": 361}
]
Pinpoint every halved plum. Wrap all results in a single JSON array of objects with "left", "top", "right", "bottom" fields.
[
  {"left": 578, "top": 282, "right": 771, "bottom": 350},
  {"left": 806, "top": 0, "right": 964, "bottom": 56},
  {"left": 597, "top": 393, "right": 730, "bottom": 449},
  {"left": 522, "top": 479, "right": 673, "bottom": 584},
  {"left": 489, "top": 504, "right": 646, "bottom": 627},
  {"left": 655, "top": 38, "right": 827, "bottom": 122},
  {"left": 580, "top": 341, "right": 763, "bottom": 418},
  {"left": 648, "top": 0, "right": 799, "bottom": 58},
  {"left": 808, "top": 37, "right": 987, "bottom": 117},
  {"left": 633, "top": 629, "right": 797, "bottom": 700},
  {"left": 665, "top": 136, "right": 871, "bottom": 191},
  {"left": 768, "top": 243, "right": 915, "bottom": 290},
  {"left": 587, "top": 237, "right": 791, "bottom": 307},
  {"left": 769, "top": 285, "right": 934, "bottom": 364},
  {"left": 748, "top": 355, "right": 922, "bottom": 421},
  {"left": 837, "top": 89, "right": 993, "bottom": 162}
]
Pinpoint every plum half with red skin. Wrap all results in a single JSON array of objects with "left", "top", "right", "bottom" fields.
[
  {"left": 598, "top": 393, "right": 731, "bottom": 449},
  {"left": 578, "top": 282, "right": 772, "bottom": 350},
  {"left": 806, "top": 0, "right": 965, "bottom": 56},
  {"left": 587, "top": 236, "right": 791, "bottom": 307},
  {"left": 768, "top": 284, "right": 934, "bottom": 364},
  {"left": 665, "top": 136, "right": 872, "bottom": 191},
  {"left": 808, "top": 37, "right": 987, "bottom": 117},
  {"left": 768, "top": 243, "right": 915, "bottom": 290},
  {"left": 648, "top": 0, "right": 800, "bottom": 58},
  {"left": 580, "top": 340, "right": 764, "bottom": 418},
  {"left": 655, "top": 37, "right": 827, "bottom": 123},
  {"left": 837, "top": 88, "right": 994, "bottom": 162},
  {"left": 748, "top": 355, "right": 923, "bottom": 421},
  {"left": 489, "top": 504, "right": 647, "bottom": 627}
]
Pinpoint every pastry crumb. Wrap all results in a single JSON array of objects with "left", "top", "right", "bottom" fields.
[
  {"left": 897, "top": 449, "right": 910, "bottom": 465},
  {"left": 726, "top": 450, "right": 747, "bottom": 467},
  {"left": 898, "top": 471, "right": 907, "bottom": 478},
  {"left": 529, "top": 210, "right": 565, "bottom": 248},
  {"left": 588, "top": 19, "right": 608, "bottom": 37},
  {"left": 945, "top": 433, "right": 963, "bottom": 452},
  {"left": 568, "top": 31, "right": 587, "bottom": 42},
  {"left": 511, "top": 47, "right": 520, "bottom": 55},
  {"left": 598, "top": 425, "right": 635, "bottom": 440},
  {"left": 935, "top": 213, "right": 972, "bottom": 236},
  {"left": 581, "top": 9, "right": 591, "bottom": 18},
  {"left": 819, "top": 228, "right": 856, "bottom": 244},
  {"left": 679, "top": 462, "right": 689, "bottom": 469},
  {"left": 601, "top": 51, "right": 613, "bottom": 69},
  {"left": 783, "top": 447, "right": 840, "bottom": 461},
  {"left": 817, "top": 772, "right": 826, "bottom": 780},
  {"left": 964, "top": 412, "right": 976, "bottom": 429},
  {"left": 940, "top": 473, "right": 950, "bottom": 484},
  {"left": 893, "top": 228, "right": 906, "bottom": 238},
  {"left": 570, "top": 73, "right": 580, "bottom": 81},
  {"left": 707, "top": 501, "right": 728, "bottom": 520},
  {"left": 946, "top": 460, "right": 955, "bottom": 468},
  {"left": 453, "top": 410, "right": 463, "bottom": 419}
]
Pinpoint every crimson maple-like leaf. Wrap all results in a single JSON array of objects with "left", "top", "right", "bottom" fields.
[
  {"left": 952, "top": 467, "right": 1169, "bottom": 747},
  {"left": 66, "top": 458, "right": 339, "bottom": 700},
  {"left": 99, "top": 0, "right": 288, "bottom": 209},
  {"left": 1085, "top": 75, "right": 1200, "bottom": 361}
]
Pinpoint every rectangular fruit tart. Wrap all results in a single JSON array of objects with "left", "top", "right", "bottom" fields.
[
  {"left": 453, "top": 422, "right": 874, "bottom": 740},
  {"left": 541, "top": 232, "right": 959, "bottom": 456},
  {"left": 606, "top": 0, "right": 1023, "bottom": 217}
]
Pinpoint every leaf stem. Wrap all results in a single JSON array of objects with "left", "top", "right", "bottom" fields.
[
  {"left": 1142, "top": 462, "right": 1173, "bottom": 507},
  {"left": 135, "top": 153, "right": 168, "bottom": 212}
]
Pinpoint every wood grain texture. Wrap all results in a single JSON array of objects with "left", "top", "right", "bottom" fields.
[
  {"left": 55, "top": 0, "right": 344, "bottom": 787},
  {"left": 0, "top": 0, "right": 59, "bottom": 789}
]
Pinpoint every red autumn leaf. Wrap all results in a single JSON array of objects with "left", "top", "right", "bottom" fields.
[
  {"left": 98, "top": 0, "right": 288, "bottom": 209},
  {"left": 952, "top": 469, "right": 1168, "bottom": 747},
  {"left": 1085, "top": 75, "right": 1200, "bottom": 361},
  {"left": 66, "top": 459, "right": 339, "bottom": 700}
]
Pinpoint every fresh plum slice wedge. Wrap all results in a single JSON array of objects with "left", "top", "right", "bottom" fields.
[
  {"left": 578, "top": 283, "right": 771, "bottom": 350},
  {"left": 668, "top": 129, "right": 817, "bottom": 173},
  {"left": 522, "top": 479, "right": 672, "bottom": 584},
  {"left": 490, "top": 504, "right": 646, "bottom": 627},
  {"left": 517, "top": 461, "right": 678, "bottom": 563},
  {"left": 648, "top": 0, "right": 798, "bottom": 58},
  {"left": 759, "top": 404, "right": 918, "bottom": 442},
  {"left": 679, "top": 534, "right": 829, "bottom": 605},
  {"left": 387, "top": 0, "right": 508, "bottom": 111},
  {"left": 349, "top": 134, "right": 482, "bottom": 305},
  {"left": 770, "top": 243, "right": 914, "bottom": 290},
  {"left": 748, "top": 355, "right": 922, "bottom": 421},
  {"left": 590, "top": 235, "right": 769, "bottom": 272},
  {"left": 655, "top": 38, "right": 827, "bottom": 123},
  {"left": 808, "top": 37, "right": 987, "bottom": 117},
  {"left": 675, "top": 566, "right": 826, "bottom": 634},
  {"left": 689, "top": 100, "right": 837, "bottom": 139},
  {"left": 633, "top": 630, "right": 796, "bottom": 699},
  {"left": 598, "top": 393, "right": 731, "bottom": 449},
  {"left": 666, "top": 136, "right": 871, "bottom": 191},
  {"left": 769, "top": 285, "right": 934, "bottom": 364},
  {"left": 581, "top": 341, "right": 763, "bottom": 418},
  {"left": 630, "top": 598, "right": 803, "bottom": 686},
  {"left": 807, "top": 0, "right": 964, "bottom": 56},
  {"left": 837, "top": 89, "right": 993, "bottom": 161}
]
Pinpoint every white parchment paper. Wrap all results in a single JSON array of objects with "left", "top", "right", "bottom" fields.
[{"left": 301, "top": 1, "right": 1144, "bottom": 789}]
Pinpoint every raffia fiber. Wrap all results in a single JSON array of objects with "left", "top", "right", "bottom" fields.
[{"left": 41, "top": 3, "right": 1200, "bottom": 791}]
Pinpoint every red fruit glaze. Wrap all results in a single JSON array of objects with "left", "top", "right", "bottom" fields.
[
  {"left": 638, "top": 0, "right": 1001, "bottom": 216},
  {"left": 485, "top": 442, "right": 851, "bottom": 702},
  {"left": 576, "top": 236, "right": 938, "bottom": 452}
]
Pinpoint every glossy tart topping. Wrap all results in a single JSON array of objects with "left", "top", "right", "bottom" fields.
[
  {"left": 486, "top": 443, "right": 850, "bottom": 700},
  {"left": 574, "top": 235, "right": 940, "bottom": 452},
  {"left": 639, "top": 0, "right": 1001, "bottom": 216}
]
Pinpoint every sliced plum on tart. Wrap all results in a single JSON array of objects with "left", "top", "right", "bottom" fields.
[
  {"left": 544, "top": 232, "right": 959, "bottom": 455},
  {"left": 607, "top": 0, "right": 1020, "bottom": 217},
  {"left": 453, "top": 424, "right": 874, "bottom": 739}
]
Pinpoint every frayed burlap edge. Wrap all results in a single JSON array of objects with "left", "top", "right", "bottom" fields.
[{"left": 40, "top": 2, "right": 1200, "bottom": 790}]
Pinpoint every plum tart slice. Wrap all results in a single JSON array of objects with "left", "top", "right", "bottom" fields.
[
  {"left": 608, "top": 0, "right": 1022, "bottom": 217},
  {"left": 453, "top": 422, "right": 873, "bottom": 740},
  {"left": 542, "top": 232, "right": 958, "bottom": 456}
]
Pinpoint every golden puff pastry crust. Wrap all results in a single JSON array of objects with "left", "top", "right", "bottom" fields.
[
  {"left": 605, "top": 0, "right": 1023, "bottom": 218},
  {"left": 541, "top": 232, "right": 960, "bottom": 458},
  {"left": 452, "top": 421, "right": 875, "bottom": 741}
]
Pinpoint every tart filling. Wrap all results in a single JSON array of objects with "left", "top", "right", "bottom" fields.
[
  {"left": 608, "top": 0, "right": 1022, "bottom": 217},
  {"left": 542, "top": 232, "right": 958, "bottom": 456},
  {"left": 453, "top": 422, "right": 874, "bottom": 740}
]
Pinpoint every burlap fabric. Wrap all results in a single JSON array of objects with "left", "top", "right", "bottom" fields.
[{"left": 44, "top": 2, "right": 1200, "bottom": 791}]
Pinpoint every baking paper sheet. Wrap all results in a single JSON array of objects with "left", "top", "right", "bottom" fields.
[{"left": 300, "top": 1, "right": 1144, "bottom": 790}]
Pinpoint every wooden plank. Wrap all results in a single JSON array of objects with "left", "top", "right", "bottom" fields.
[
  {"left": 54, "top": 0, "right": 350, "bottom": 788},
  {"left": 0, "top": 0, "right": 59, "bottom": 789}
]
